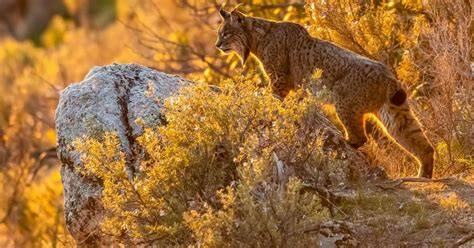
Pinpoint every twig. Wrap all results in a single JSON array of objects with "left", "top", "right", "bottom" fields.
[
  {"left": 26, "top": 147, "right": 57, "bottom": 186},
  {"left": 377, "top": 176, "right": 457, "bottom": 190},
  {"left": 252, "top": 3, "right": 305, "bottom": 11},
  {"left": 290, "top": 220, "right": 356, "bottom": 237},
  {"left": 451, "top": 232, "right": 474, "bottom": 248},
  {"left": 273, "top": 152, "right": 286, "bottom": 194},
  {"left": 300, "top": 184, "right": 348, "bottom": 218}
]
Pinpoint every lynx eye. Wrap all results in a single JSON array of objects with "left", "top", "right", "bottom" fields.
[{"left": 223, "top": 33, "right": 231, "bottom": 39}]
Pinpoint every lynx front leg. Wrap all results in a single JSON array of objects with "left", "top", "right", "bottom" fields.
[{"left": 336, "top": 109, "right": 368, "bottom": 149}]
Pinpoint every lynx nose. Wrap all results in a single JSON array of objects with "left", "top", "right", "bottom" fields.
[{"left": 215, "top": 41, "right": 222, "bottom": 48}]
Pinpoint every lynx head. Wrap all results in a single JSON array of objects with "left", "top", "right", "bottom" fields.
[{"left": 216, "top": 7, "right": 252, "bottom": 65}]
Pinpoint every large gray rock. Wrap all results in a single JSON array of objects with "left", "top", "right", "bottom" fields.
[{"left": 55, "top": 63, "right": 189, "bottom": 245}]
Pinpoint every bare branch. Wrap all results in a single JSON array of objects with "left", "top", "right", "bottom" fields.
[{"left": 376, "top": 176, "right": 460, "bottom": 190}]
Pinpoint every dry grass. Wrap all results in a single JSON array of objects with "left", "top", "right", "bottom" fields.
[
  {"left": 409, "top": 0, "right": 473, "bottom": 177},
  {"left": 338, "top": 174, "right": 474, "bottom": 246}
]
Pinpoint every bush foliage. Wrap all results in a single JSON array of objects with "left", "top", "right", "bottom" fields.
[{"left": 75, "top": 78, "right": 340, "bottom": 245}]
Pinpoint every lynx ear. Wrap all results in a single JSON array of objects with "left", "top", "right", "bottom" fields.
[
  {"left": 219, "top": 8, "right": 230, "bottom": 20},
  {"left": 230, "top": 9, "right": 245, "bottom": 25}
]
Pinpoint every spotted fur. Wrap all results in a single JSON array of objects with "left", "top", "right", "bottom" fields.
[{"left": 216, "top": 8, "right": 434, "bottom": 178}]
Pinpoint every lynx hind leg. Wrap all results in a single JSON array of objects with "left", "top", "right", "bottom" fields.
[
  {"left": 337, "top": 110, "right": 368, "bottom": 149},
  {"left": 377, "top": 103, "right": 434, "bottom": 178}
]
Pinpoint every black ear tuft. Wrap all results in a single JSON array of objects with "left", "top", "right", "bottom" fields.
[
  {"left": 232, "top": 3, "right": 243, "bottom": 12},
  {"left": 219, "top": 8, "right": 230, "bottom": 20}
]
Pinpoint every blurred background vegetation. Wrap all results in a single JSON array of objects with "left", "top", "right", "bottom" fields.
[{"left": 0, "top": 0, "right": 471, "bottom": 246}]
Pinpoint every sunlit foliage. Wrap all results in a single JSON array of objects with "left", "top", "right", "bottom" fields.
[
  {"left": 0, "top": 1, "right": 142, "bottom": 245},
  {"left": 0, "top": 0, "right": 471, "bottom": 245},
  {"left": 74, "top": 78, "right": 335, "bottom": 245}
]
